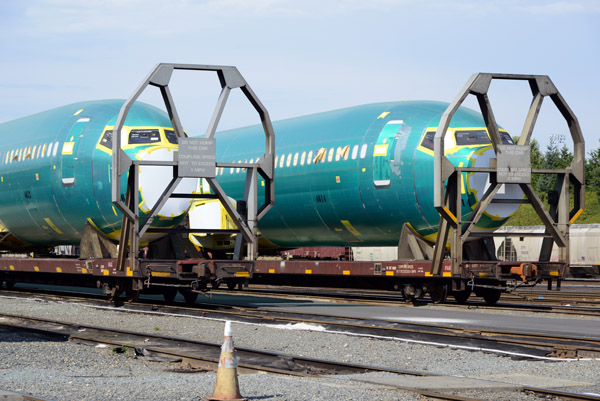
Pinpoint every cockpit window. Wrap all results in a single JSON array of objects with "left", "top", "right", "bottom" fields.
[
  {"left": 165, "top": 129, "right": 178, "bottom": 144},
  {"left": 454, "top": 130, "right": 491, "bottom": 146},
  {"left": 129, "top": 129, "right": 160, "bottom": 144},
  {"left": 420, "top": 131, "right": 435, "bottom": 150},
  {"left": 100, "top": 130, "right": 113, "bottom": 149},
  {"left": 500, "top": 131, "right": 514, "bottom": 144}
]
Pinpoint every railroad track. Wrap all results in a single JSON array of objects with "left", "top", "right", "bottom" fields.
[
  {"left": 3, "top": 289, "right": 600, "bottom": 360},
  {"left": 2, "top": 312, "right": 599, "bottom": 401}
]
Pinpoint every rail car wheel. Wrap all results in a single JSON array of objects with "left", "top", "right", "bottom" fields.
[
  {"left": 480, "top": 288, "right": 501, "bottom": 305},
  {"left": 180, "top": 289, "right": 198, "bottom": 305},
  {"left": 211, "top": 280, "right": 221, "bottom": 290},
  {"left": 428, "top": 283, "right": 448, "bottom": 304},
  {"left": 452, "top": 290, "right": 471, "bottom": 304},
  {"left": 4, "top": 278, "right": 15, "bottom": 290},
  {"left": 125, "top": 289, "right": 139, "bottom": 303},
  {"left": 226, "top": 279, "right": 237, "bottom": 291},
  {"left": 163, "top": 288, "right": 177, "bottom": 302}
]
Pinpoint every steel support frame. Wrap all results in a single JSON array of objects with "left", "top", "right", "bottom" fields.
[
  {"left": 112, "top": 64, "right": 275, "bottom": 272},
  {"left": 432, "top": 73, "right": 585, "bottom": 277}
]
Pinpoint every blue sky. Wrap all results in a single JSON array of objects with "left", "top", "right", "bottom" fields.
[{"left": 0, "top": 0, "right": 598, "bottom": 151}]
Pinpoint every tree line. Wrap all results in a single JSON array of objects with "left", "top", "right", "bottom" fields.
[{"left": 526, "top": 137, "right": 600, "bottom": 200}]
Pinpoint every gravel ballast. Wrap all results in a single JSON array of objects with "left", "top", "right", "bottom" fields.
[{"left": 0, "top": 294, "right": 599, "bottom": 400}]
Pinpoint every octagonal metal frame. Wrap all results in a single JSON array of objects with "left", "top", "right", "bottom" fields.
[
  {"left": 111, "top": 63, "right": 275, "bottom": 271},
  {"left": 431, "top": 73, "right": 585, "bottom": 276}
]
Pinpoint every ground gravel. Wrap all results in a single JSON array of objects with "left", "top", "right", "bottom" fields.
[{"left": 0, "top": 294, "right": 599, "bottom": 400}]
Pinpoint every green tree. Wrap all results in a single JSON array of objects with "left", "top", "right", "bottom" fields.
[{"left": 586, "top": 140, "right": 600, "bottom": 197}]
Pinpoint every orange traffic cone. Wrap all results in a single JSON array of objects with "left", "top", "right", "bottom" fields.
[{"left": 205, "top": 321, "right": 246, "bottom": 401}]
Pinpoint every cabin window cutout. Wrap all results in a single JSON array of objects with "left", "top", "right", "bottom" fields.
[
  {"left": 454, "top": 130, "right": 490, "bottom": 146},
  {"left": 237, "top": 160, "right": 241, "bottom": 173},
  {"left": 274, "top": 155, "right": 278, "bottom": 168},
  {"left": 420, "top": 131, "right": 435, "bottom": 150},
  {"left": 293, "top": 152, "right": 298, "bottom": 166},
  {"left": 53, "top": 142, "right": 59, "bottom": 157},
  {"left": 360, "top": 144, "right": 368, "bottom": 159},
  {"left": 32, "top": 146, "right": 37, "bottom": 159},
  {"left": 165, "top": 129, "right": 178, "bottom": 144},
  {"left": 327, "top": 148, "right": 334, "bottom": 162},
  {"left": 313, "top": 148, "right": 326, "bottom": 163},
  {"left": 129, "top": 129, "right": 160, "bottom": 144},
  {"left": 337, "top": 145, "right": 349, "bottom": 161},
  {"left": 307, "top": 150, "right": 313, "bottom": 165},
  {"left": 279, "top": 154, "right": 285, "bottom": 168},
  {"left": 99, "top": 130, "right": 113, "bottom": 150},
  {"left": 351, "top": 144, "right": 359, "bottom": 160},
  {"left": 300, "top": 151, "right": 306, "bottom": 166},
  {"left": 286, "top": 153, "right": 292, "bottom": 167},
  {"left": 500, "top": 131, "right": 514, "bottom": 144}
]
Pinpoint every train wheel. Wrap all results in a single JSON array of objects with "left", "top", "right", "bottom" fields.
[
  {"left": 452, "top": 290, "right": 471, "bottom": 304},
  {"left": 125, "top": 289, "right": 139, "bottom": 303},
  {"left": 211, "top": 280, "right": 221, "bottom": 290},
  {"left": 481, "top": 288, "right": 501, "bottom": 305},
  {"left": 180, "top": 289, "right": 198, "bottom": 305},
  {"left": 429, "top": 284, "right": 448, "bottom": 304},
  {"left": 226, "top": 279, "right": 237, "bottom": 291},
  {"left": 5, "top": 278, "right": 15, "bottom": 290},
  {"left": 163, "top": 288, "right": 177, "bottom": 303}
]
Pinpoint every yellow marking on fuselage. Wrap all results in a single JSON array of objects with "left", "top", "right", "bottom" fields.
[
  {"left": 44, "top": 218, "right": 63, "bottom": 234},
  {"left": 73, "top": 109, "right": 84, "bottom": 116},
  {"left": 112, "top": 206, "right": 118, "bottom": 216},
  {"left": 341, "top": 220, "right": 361, "bottom": 236},
  {"left": 377, "top": 112, "right": 390, "bottom": 119}
]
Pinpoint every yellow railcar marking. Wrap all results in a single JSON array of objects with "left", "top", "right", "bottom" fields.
[
  {"left": 151, "top": 272, "right": 170, "bottom": 277},
  {"left": 62, "top": 142, "right": 75, "bottom": 155},
  {"left": 478, "top": 272, "right": 489, "bottom": 277},
  {"left": 305, "top": 269, "right": 312, "bottom": 274},
  {"left": 73, "top": 109, "right": 84, "bottom": 116},
  {"left": 442, "top": 272, "right": 452, "bottom": 277},
  {"left": 385, "top": 271, "right": 394, "bottom": 276},
  {"left": 377, "top": 112, "right": 390, "bottom": 119},
  {"left": 343, "top": 270, "right": 350, "bottom": 275},
  {"left": 235, "top": 272, "right": 250, "bottom": 278},
  {"left": 34, "top": 266, "right": 39, "bottom": 272},
  {"left": 82, "top": 268, "right": 88, "bottom": 274},
  {"left": 425, "top": 272, "right": 433, "bottom": 277},
  {"left": 103, "top": 270, "right": 110, "bottom": 276},
  {"left": 44, "top": 218, "right": 63, "bottom": 234},
  {"left": 570, "top": 208, "right": 583, "bottom": 224},
  {"left": 341, "top": 220, "right": 361, "bottom": 237},
  {"left": 549, "top": 271, "right": 559, "bottom": 276},
  {"left": 9, "top": 265, "right": 14, "bottom": 270},
  {"left": 56, "top": 267, "right": 62, "bottom": 273},
  {"left": 268, "top": 269, "right": 275, "bottom": 274}
]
